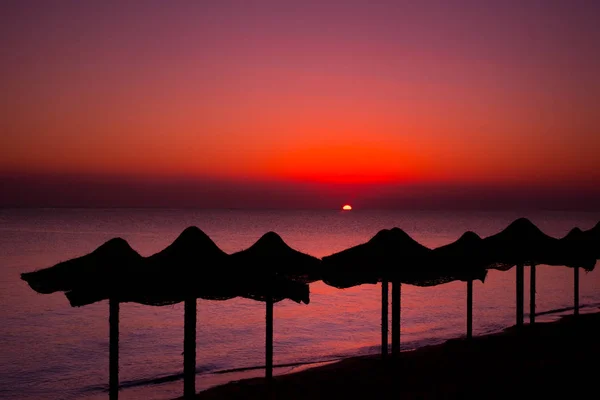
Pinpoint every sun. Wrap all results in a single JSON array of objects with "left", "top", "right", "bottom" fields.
[{"left": 342, "top": 204, "right": 352, "bottom": 211}]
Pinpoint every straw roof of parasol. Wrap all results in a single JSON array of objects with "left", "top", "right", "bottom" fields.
[
  {"left": 384, "top": 227, "right": 437, "bottom": 286},
  {"left": 21, "top": 237, "right": 144, "bottom": 297},
  {"left": 321, "top": 229, "right": 394, "bottom": 289},
  {"left": 480, "top": 218, "right": 559, "bottom": 270},
  {"left": 229, "top": 231, "right": 316, "bottom": 304},
  {"left": 239, "top": 274, "right": 310, "bottom": 304},
  {"left": 133, "top": 226, "right": 238, "bottom": 305},
  {"left": 585, "top": 222, "right": 600, "bottom": 260},
  {"left": 555, "top": 227, "right": 597, "bottom": 271},
  {"left": 427, "top": 231, "right": 489, "bottom": 285},
  {"left": 581, "top": 221, "right": 600, "bottom": 260},
  {"left": 321, "top": 228, "right": 468, "bottom": 288}
]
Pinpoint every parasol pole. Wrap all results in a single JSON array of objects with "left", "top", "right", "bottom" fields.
[
  {"left": 530, "top": 264, "right": 536, "bottom": 324},
  {"left": 574, "top": 267, "right": 580, "bottom": 316},
  {"left": 467, "top": 279, "right": 473, "bottom": 340},
  {"left": 381, "top": 279, "right": 388, "bottom": 359},
  {"left": 391, "top": 280, "right": 401, "bottom": 357},
  {"left": 266, "top": 279, "right": 274, "bottom": 381},
  {"left": 109, "top": 298, "right": 119, "bottom": 400},
  {"left": 516, "top": 264, "right": 524, "bottom": 327},
  {"left": 183, "top": 297, "right": 197, "bottom": 399}
]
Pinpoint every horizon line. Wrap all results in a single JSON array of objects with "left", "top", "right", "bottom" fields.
[{"left": 2, "top": 205, "right": 600, "bottom": 213}]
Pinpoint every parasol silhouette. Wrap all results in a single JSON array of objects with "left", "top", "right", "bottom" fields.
[
  {"left": 429, "top": 231, "right": 489, "bottom": 339},
  {"left": 555, "top": 225, "right": 598, "bottom": 318},
  {"left": 21, "top": 238, "right": 144, "bottom": 399},
  {"left": 322, "top": 229, "right": 395, "bottom": 359},
  {"left": 229, "top": 232, "right": 315, "bottom": 382},
  {"left": 482, "top": 218, "right": 560, "bottom": 327}
]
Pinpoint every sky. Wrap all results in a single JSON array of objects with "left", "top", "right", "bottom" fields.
[{"left": 1, "top": 1, "right": 599, "bottom": 209}]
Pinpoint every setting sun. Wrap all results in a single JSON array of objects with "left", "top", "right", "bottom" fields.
[{"left": 342, "top": 205, "right": 352, "bottom": 211}]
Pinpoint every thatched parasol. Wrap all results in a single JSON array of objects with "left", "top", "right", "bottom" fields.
[
  {"left": 322, "top": 229, "right": 397, "bottom": 359},
  {"left": 429, "top": 231, "right": 489, "bottom": 339},
  {"left": 481, "top": 218, "right": 557, "bottom": 269},
  {"left": 481, "top": 218, "right": 561, "bottom": 327},
  {"left": 558, "top": 228, "right": 597, "bottom": 269},
  {"left": 137, "top": 226, "right": 235, "bottom": 399},
  {"left": 566, "top": 222, "right": 600, "bottom": 261},
  {"left": 383, "top": 228, "right": 435, "bottom": 358},
  {"left": 576, "top": 222, "right": 600, "bottom": 314},
  {"left": 321, "top": 229, "right": 393, "bottom": 289},
  {"left": 21, "top": 237, "right": 144, "bottom": 296},
  {"left": 229, "top": 232, "right": 315, "bottom": 381},
  {"left": 555, "top": 226, "right": 598, "bottom": 317},
  {"left": 21, "top": 238, "right": 144, "bottom": 400},
  {"left": 142, "top": 227, "right": 235, "bottom": 300},
  {"left": 322, "top": 228, "right": 438, "bottom": 359},
  {"left": 231, "top": 231, "right": 321, "bottom": 283}
]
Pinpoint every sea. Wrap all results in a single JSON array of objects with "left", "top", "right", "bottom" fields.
[{"left": 1, "top": 208, "right": 598, "bottom": 400}]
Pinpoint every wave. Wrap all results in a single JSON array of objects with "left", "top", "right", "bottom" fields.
[{"left": 533, "top": 302, "right": 600, "bottom": 317}]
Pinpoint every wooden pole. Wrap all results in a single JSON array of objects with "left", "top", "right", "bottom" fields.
[
  {"left": 391, "top": 280, "right": 401, "bottom": 357},
  {"left": 516, "top": 264, "right": 524, "bottom": 327},
  {"left": 266, "top": 293, "right": 274, "bottom": 380},
  {"left": 467, "top": 280, "right": 473, "bottom": 340},
  {"left": 184, "top": 297, "right": 197, "bottom": 399},
  {"left": 574, "top": 267, "right": 580, "bottom": 316},
  {"left": 381, "top": 279, "right": 388, "bottom": 359},
  {"left": 530, "top": 265, "right": 536, "bottom": 324},
  {"left": 109, "top": 298, "right": 119, "bottom": 400}
]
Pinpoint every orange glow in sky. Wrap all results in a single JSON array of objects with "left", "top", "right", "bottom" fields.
[
  {"left": 1, "top": 2, "right": 600, "bottom": 209},
  {"left": 342, "top": 205, "right": 353, "bottom": 211}
]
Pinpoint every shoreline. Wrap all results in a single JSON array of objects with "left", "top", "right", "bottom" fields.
[
  {"left": 187, "top": 309, "right": 600, "bottom": 399},
  {"left": 175, "top": 304, "right": 595, "bottom": 393}
]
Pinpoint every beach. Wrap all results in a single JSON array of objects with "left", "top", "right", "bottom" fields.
[{"left": 192, "top": 310, "right": 600, "bottom": 399}]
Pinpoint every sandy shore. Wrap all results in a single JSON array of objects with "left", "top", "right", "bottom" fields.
[{"left": 186, "top": 310, "right": 600, "bottom": 399}]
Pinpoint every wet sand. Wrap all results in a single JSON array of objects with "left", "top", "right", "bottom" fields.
[{"left": 189, "top": 310, "right": 600, "bottom": 399}]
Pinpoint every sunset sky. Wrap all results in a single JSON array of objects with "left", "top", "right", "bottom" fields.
[{"left": 1, "top": 1, "right": 599, "bottom": 209}]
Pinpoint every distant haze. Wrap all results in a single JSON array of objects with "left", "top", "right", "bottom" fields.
[
  {"left": 1, "top": 1, "right": 599, "bottom": 209},
  {"left": 1, "top": 172, "right": 599, "bottom": 211}
]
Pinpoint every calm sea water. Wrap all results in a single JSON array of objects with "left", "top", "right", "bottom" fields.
[{"left": 1, "top": 208, "right": 599, "bottom": 400}]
